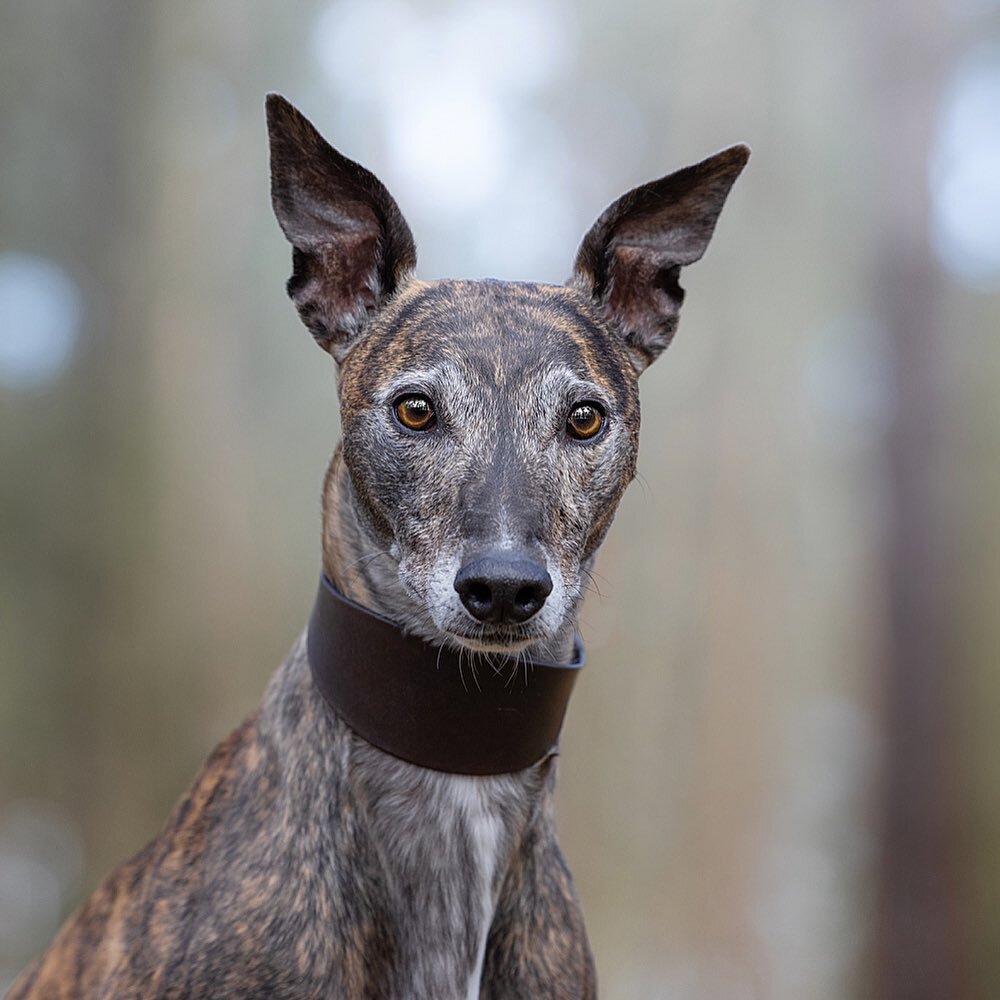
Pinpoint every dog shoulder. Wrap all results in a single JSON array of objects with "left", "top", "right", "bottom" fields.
[{"left": 8, "top": 716, "right": 266, "bottom": 999}]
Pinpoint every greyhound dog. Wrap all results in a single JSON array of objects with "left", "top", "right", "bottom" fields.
[{"left": 9, "top": 96, "right": 747, "bottom": 999}]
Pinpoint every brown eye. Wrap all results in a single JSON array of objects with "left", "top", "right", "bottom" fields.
[
  {"left": 394, "top": 394, "right": 435, "bottom": 432},
  {"left": 566, "top": 402, "right": 605, "bottom": 441}
]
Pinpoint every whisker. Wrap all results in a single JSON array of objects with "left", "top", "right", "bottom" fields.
[
  {"left": 582, "top": 567, "right": 605, "bottom": 600},
  {"left": 505, "top": 656, "right": 520, "bottom": 690},
  {"left": 634, "top": 469, "right": 653, "bottom": 500},
  {"left": 458, "top": 646, "right": 469, "bottom": 694}
]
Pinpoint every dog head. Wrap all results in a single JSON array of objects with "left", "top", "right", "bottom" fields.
[{"left": 267, "top": 95, "right": 747, "bottom": 657}]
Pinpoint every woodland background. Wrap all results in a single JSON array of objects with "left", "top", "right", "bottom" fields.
[{"left": 2, "top": 0, "right": 999, "bottom": 997}]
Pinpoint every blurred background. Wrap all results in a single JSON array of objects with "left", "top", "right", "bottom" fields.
[{"left": 2, "top": 0, "right": 998, "bottom": 996}]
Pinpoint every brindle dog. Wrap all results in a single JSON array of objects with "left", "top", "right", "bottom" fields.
[{"left": 9, "top": 97, "right": 747, "bottom": 999}]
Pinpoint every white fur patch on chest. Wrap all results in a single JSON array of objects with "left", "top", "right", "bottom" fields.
[
  {"left": 447, "top": 777, "right": 506, "bottom": 1000},
  {"left": 357, "top": 757, "right": 525, "bottom": 998}
]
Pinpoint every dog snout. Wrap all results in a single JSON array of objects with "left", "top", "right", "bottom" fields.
[{"left": 454, "top": 553, "right": 553, "bottom": 625}]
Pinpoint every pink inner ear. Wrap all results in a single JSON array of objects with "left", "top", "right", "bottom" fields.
[
  {"left": 609, "top": 245, "right": 663, "bottom": 331},
  {"left": 607, "top": 244, "right": 680, "bottom": 366},
  {"left": 319, "top": 233, "right": 380, "bottom": 318}
]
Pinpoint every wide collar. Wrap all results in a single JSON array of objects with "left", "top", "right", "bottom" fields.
[{"left": 307, "top": 575, "right": 585, "bottom": 775}]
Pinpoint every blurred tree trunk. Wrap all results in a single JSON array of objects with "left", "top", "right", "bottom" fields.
[
  {"left": 866, "top": 3, "right": 969, "bottom": 997},
  {"left": 0, "top": 0, "right": 157, "bottom": 870}
]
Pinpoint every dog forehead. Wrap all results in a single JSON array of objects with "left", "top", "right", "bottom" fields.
[{"left": 343, "top": 278, "right": 635, "bottom": 400}]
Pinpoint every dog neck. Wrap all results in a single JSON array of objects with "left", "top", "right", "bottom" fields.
[{"left": 307, "top": 574, "right": 583, "bottom": 774}]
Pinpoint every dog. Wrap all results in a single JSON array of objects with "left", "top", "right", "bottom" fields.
[{"left": 9, "top": 96, "right": 747, "bottom": 999}]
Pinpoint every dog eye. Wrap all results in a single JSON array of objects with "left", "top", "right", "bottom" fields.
[
  {"left": 566, "top": 402, "right": 605, "bottom": 441},
  {"left": 393, "top": 394, "right": 436, "bottom": 432}
]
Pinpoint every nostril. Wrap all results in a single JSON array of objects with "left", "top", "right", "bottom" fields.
[
  {"left": 514, "top": 585, "right": 541, "bottom": 612},
  {"left": 507, "top": 576, "right": 550, "bottom": 622},
  {"left": 456, "top": 575, "right": 500, "bottom": 623}
]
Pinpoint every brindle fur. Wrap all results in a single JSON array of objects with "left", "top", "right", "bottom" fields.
[{"left": 9, "top": 97, "right": 747, "bottom": 999}]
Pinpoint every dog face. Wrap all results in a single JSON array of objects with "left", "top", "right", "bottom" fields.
[
  {"left": 335, "top": 277, "right": 640, "bottom": 654},
  {"left": 267, "top": 96, "right": 747, "bottom": 656}
]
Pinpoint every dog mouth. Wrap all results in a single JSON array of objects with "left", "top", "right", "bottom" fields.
[{"left": 444, "top": 627, "right": 544, "bottom": 656}]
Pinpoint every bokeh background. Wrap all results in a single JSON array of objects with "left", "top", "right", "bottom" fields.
[{"left": 2, "top": 0, "right": 999, "bottom": 996}]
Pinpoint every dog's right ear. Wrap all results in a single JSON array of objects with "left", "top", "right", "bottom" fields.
[
  {"left": 572, "top": 144, "right": 749, "bottom": 372},
  {"left": 266, "top": 95, "right": 417, "bottom": 362}
]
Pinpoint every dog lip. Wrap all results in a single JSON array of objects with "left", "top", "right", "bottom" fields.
[{"left": 444, "top": 629, "right": 541, "bottom": 655}]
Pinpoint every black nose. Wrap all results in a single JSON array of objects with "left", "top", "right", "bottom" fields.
[{"left": 454, "top": 553, "right": 553, "bottom": 624}]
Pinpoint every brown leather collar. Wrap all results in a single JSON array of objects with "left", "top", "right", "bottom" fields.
[{"left": 307, "top": 575, "right": 584, "bottom": 775}]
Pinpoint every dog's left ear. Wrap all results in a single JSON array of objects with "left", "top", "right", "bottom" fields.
[
  {"left": 266, "top": 94, "right": 417, "bottom": 362},
  {"left": 572, "top": 144, "right": 749, "bottom": 372}
]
